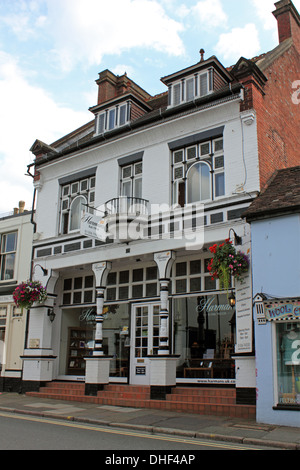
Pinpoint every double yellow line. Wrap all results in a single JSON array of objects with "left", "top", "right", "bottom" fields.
[{"left": 0, "top": 411, "right": 262, "bottom": 451}]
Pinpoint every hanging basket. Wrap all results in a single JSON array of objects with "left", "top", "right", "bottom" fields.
[
  {"left": 13, "top": 280, "right": 48, "bottom": 312},
  {"left": 207, "top": 239, "right": 249, "bottom": 292}
]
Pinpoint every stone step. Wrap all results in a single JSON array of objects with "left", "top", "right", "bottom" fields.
[{"left": 26, "top": 382, "right": 256, "bottom": 420}]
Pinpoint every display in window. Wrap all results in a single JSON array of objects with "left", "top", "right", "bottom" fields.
[{"left": 277, "top": 323, "right": 300, "bottom": 405}]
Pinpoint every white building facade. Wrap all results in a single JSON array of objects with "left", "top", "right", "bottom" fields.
[
  {"left": 0, "top": 202, "right": 33, "bottom": 392},
  {"left": 22, "top": 56, "right": 258, "bottom": 403}
]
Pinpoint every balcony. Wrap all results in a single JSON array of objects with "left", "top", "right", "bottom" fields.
[
  {"left": 104, "top": 197, "right": 149, "bottom": 219},
  {"left": 104, "top": 197, "right": 149, "bottom": 242}
]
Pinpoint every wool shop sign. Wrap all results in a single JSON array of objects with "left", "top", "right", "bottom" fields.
[{"left": 264, "top": 299, "right": 300, "bottom": 321}]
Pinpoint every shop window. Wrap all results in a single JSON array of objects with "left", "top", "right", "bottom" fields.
[
  {"left": 276, "top": 322, "right": 300, "bottom": 406},
  {"left": 173, "top": 295, "right": 235, "bottom": 380}
]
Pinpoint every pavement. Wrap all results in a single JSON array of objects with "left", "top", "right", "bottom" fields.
[{"left": 0, "top": 392, "right": 299, "bottom": 450}]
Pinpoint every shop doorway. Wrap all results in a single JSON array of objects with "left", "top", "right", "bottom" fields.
[{"left": 130, "top": 303, "right": 160, "bottom": 385}]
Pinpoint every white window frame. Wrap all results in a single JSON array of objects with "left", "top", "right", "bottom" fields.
[
  {"left": 60, "top": 176, "right": 95, "bottom": 235},
  {"left": 169, "top": 69, "right": 213, "bottom": 107},
  {"left": 0, "top": 232, "right": 18, "bottom": 282},
  {"left": 172, "top": 137, "right": 225, "bottom": 206},
  {"left": 96, "top": 102, "right": 129, "bottom": 135}
]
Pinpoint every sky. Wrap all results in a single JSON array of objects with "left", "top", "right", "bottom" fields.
[{"left": 0, "top": 0, "right": 299, "bottom": 214}]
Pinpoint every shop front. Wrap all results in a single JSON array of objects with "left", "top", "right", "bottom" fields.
[
  {"left": 57, "top": 292, "right": 236, "bottom": 386},
  {"left": 254, "top": 295, "right": 300, "bottom": 426}
]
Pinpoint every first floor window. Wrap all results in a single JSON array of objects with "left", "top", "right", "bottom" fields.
[
  {"left": 69, "top": 196, "right": 86, "bottom": 232},
  {"left": 0, "top": 232, "right": 17, "bottom": 281},
  {"left": 187, "top": 162, "right": 211, "bottom": 203},
  {"left": 60, "top": 175, "right": 95, "bottom": 234},
  {"left": 172, "top": 137, "right": 225, "bottom": 207}
]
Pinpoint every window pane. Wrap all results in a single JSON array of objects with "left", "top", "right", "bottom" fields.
[
  {"left": 190, "top": 277, "right": 201, "bottom": 292},
  {"left": 69, "top": 196, "right": 86, "bottom": 231},
  {"left": 200, "top": 73, "right": 208, "bottom": 96},
  {"left": 64, "top": 279, "right": 72, "bottom": 290},
  {"left": 98, "top": 114, "right": 105, "bottom": 133},
  {"left": 134, "top": 178, "right": 142, "bottom": 198},
  {"left": 133, "top": 268, "right": 143, "bottom": 282},
  {"left": 119, "top": 286, "right": 129, "bottom": 299},
  {"left": 122, "top": 180, "right": 132, "bottom": 197},
  {"left": 108, "top": 109, "right": 115, "bottom": 130},
  {"left": 187, "top": 162, "right": 211, "bottom": 203},
  {"left": 190, "top": 260, "right": 201, "bottom": 274},
  {"left": 74, "top": 277, "right": 82, "bottom": 289},
  {"left": 186, "top": 78, "right": 194, "bottom": 101},
  {"left": 73, "top": 291, "right": 82, "bottom": 304},
  {"left": 146, "top": 266, "right": 157, "bottom": 280},
  {"left": 132, "top": 284, "right": 143, "bottom": 298},
  {"left": 119, "top": 105, "right": 126, "bottom": 125},
  {"left": 176, "top": 279, "right": 187, "bottom": 293},
  {"left": 146, "top": 283, "right": 157, "bottom": 297},
  {"left": 1, "top": 253, "right": 15, "bottom": 280},
  {"left": 176, "top": 262, "right": 187, "bottom": 276},
  {"left": 173, "top": 83, "right": 181, "bottom": 105},
  {"left": 84, "top": 276, "right": 94, "bottom": 288},
  {"left": 119, "top": 271, "right": 129, "bottom": 284},
  {"left": 4, "top": 233, "right": 17, "bottom": 252},
  {"left": 84, "top": 290, "right": 93, "bottom": 303},
  {"left": 107, "top": 272, "right": 117, "bottom": 285},
  {"left": 215, "top": 172, "right": 225, "bottom": 197}
]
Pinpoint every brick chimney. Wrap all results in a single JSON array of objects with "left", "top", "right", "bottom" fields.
[
  {"left": 273, "top": 0, "right": 300, "bottom": 46},
  {"left": 95, "top": 69, "right": 152, "bottom": 106}
]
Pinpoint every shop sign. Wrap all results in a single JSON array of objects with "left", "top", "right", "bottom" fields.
[
  {"left": 80, "top": 213, "right": 107, "bottom": 241},
  {"left": 196, "top": 296, "right": 232, "bottom": 314},
  {"left": 264, "top": 300, "right": 300, "bottom": 321},
  {"left": 79, "top": 308, "right": 96, "bottom": 324}
]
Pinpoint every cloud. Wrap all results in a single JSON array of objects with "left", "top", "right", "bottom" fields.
[
  {"left": 45, "top": 0, "right": 185, "bottom": 72},
  {"left": 215, "top": 23, "right": 260, "bottom": 63},
  {"left": 192, "top": 0, "right": 228, "bottom": 29},
  {"left": 0, "top": 51, "right": 90, "bottom": 213}
]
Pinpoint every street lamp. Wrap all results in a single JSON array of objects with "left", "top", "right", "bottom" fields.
[{"left": 47, "top": 308, "right": 56, "bottom": 323}]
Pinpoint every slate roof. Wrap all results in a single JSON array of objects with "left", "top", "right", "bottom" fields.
[{"left": 243, "top": 166, "right": 300, "bottom": 221}]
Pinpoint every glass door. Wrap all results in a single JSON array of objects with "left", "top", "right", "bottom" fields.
[{"left": 130, "top": 303, "right": 160, "bottom": 385}]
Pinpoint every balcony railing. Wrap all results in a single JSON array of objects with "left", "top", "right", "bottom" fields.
[{"left": 104, "top": 197, "right": 149, "bottom": 219}]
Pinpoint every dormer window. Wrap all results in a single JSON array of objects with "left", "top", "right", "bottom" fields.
[
  {"left": 96, "top": 102, "right": 130, "bottom": 135},
  {"left": 168, "top": 69, "right": 213, "bottom": 107}
]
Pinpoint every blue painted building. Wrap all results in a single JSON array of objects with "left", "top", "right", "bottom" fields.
[{"left": 244, "top": 166, "right": 300, "bottom": 427}]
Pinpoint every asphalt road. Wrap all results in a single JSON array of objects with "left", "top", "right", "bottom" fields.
[{"left": 0, "top": 411, "right": 278, "bottom": 454}]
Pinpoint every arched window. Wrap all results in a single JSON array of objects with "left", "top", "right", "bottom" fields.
[
  {"left": 187, "top": 162, "right": 211, "bottom": 203},
  {"left": 69, "top": 196, "right": 86, "bottom": 232}
]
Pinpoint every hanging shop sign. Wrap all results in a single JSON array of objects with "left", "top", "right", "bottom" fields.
[{"left": 264, "top": 299, "right": 300, "bottom": 321}]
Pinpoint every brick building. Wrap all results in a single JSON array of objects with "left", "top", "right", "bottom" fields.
[{"left": 20, "top": 1, "right": 299, "bottom": 422}]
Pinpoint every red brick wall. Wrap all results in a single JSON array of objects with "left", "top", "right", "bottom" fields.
[{"left": 256, "top": 44, "right": 300, "bottom": 189}]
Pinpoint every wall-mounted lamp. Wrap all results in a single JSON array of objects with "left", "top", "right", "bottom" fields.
[
  {"left": 47, "top": 308, "right": 56, "bottom": 323},
  {"left": 228, "top": 228, "right": 242, "bottom": 246},
  {"left": 34, "top": 264, "right": 48, "bottom": 276},
  {"left": 229, "top": 291, "right": 236, "bottom": 309}
]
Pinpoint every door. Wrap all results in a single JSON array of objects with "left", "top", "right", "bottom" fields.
[{"left": 130, "top": 303, "right": 160, "bottom": 385}]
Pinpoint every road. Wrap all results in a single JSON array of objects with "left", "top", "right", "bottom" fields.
[{"left": 0, "top": 411, "right": 277, "bottom": 454}]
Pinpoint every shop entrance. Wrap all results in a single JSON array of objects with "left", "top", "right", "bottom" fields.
[{"left": 130, "top": 303, "right": 160, "bottom": 385}]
